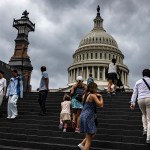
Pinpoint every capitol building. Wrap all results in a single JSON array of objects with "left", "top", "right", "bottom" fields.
[{"left": 68, "top": 6, "right": 129, "bottom": 89}]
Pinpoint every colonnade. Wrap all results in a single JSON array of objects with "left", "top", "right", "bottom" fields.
[{"left": 69, "top": 66, "right": 128, "bottom": 85}]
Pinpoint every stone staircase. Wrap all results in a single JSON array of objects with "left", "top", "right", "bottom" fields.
[{"left": 0, "top": 92, "right": 149, "bottom": 150}]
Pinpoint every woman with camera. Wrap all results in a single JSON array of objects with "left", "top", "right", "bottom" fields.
[{"left": 78, "top": 82, "right": 103, "bottom": 150}]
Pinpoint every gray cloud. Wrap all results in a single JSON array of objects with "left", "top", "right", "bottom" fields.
[{"left": 0, "top": 0, "right": 149, "bottom": 90}]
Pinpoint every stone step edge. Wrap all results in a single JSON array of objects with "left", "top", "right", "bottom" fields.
[
  {"left": 0, "top": 145, "right": 40, "bottom": 150},
  {"left": 0, "top": 131, "right": 146, "bottom": 145},
  {"left": 0, "top": 126, "right": 143, "bottom": 136}
]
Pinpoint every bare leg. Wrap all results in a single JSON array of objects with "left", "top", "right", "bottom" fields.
[
  {"left": 84, "top": 133, "right": 92, "bottom": 150},
  {"left": 81, "top": 134, "right": 95, "bottom": 146},
  {"left": 113, "top": 79, "right": 117, "bottom": 93},
  {"left": 108, "top": 80, "right": 112, "bottom": 93},
  {"left": 76, "top": 109, "right": 82, "bottom": 129},
  {"left": 72, "top": 109, "right": 77, "bottom": 128}
]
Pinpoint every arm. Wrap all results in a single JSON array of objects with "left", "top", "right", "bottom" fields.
[
  {"left": 70, "top": 84, "right": 76, "bottom": 96},
  {"left": 44, "top": 78, "right": 49, "bottom": 91},
  {"left": 63, "top": 93, "right": 67, "bottom": 100},
  {"left": 20, "top": 78, "right": 23, "bottom": 98},
  {"left": 130, "top": 84, "right": 138, "bottom": 105},
  {"left": 6, "top": 81, "right": 11, "bottom": 97},
  {"left": 3, "top": 79, "right": 6, "bottom": 96},
  {"left": 93, "top": 94, "right": 104, "bottom": 108}
]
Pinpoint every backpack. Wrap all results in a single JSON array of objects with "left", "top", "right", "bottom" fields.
[
  {"left": 75, "top": 87, "right": 84, "bottom": 102},
  {"left": 87, "top": 77, "right": 94, "bottom": 85}
]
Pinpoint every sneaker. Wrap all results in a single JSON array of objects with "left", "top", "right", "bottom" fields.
[
  {"left": 63, "top": 128, "right": 66, "bottom": 132},
  {"left": 78, "top": 143, "right": 84, "bottom": 150},
  {"left": 112, "top": 91, "right": 116, "bottom": 95},
  {"left": 7, "top": 116, "right": 11, "bottom": 119},
  {"left": 59, "top": 123, "right": 63, "bottom": 129},
  {"left": 146, "top": 139, "right": 150, "bottom": 144},
  {"left": 11, "top": 115, "right": 17, "bottom": 119},
  {"left": 75, "top": 128, "right": 80, "bottom": 133},
  {"left": 143, "top": 130, "right": 147, "bottom": 136}
]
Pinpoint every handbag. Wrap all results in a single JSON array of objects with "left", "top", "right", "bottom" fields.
[
  {"left": 76, "top": 94, "right": 82, "bottom": 102},
  {"left": 75, "top": 87, "right": 84, "bottom": 102}
]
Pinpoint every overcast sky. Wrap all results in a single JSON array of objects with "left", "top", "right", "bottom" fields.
[{"left": 0, "top": 0, "right": 149, "bottom": 90}]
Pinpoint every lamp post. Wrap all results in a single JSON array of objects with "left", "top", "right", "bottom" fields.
[{"left": 9, "top": 10, "right": 35, "bottom": 92}]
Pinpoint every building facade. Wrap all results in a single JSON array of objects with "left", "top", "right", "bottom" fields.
[{"left": 68, "top": 6, "right": 129, "bottom": 89}]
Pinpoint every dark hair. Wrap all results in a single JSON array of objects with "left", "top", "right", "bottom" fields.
[
  {"left": 76, "top": 81, "right": 83, "bottom": 88},
  {"left": 41, "top": 66, "right": 46, "bottom": 72},
  {"left": 12, "top": 70, "right": 18, "bottom": 74},
  {"left": 0, "top": 70, "right": 4, "bottom": 75},
  {"left": 64, "top": 95, "right": 71, "bottom": 101},
  {"left": 83, "top": 82, "right": 98, "bottom": 103},
  {"left": 87, "top": 82, "right": 97, "bottom": 94},
  {"left": 89, "top": 73, "right": 92, "bottom": 77},
  {"left": 142, "top": 69, "right": 150, "bottom": 77},
  {"left": 112, "top": 58, "right": 116, "bottom": 65}
]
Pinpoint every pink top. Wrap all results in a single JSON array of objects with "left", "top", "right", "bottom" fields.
[{"left": 61, "top": 101, "right": 71, "bottom": 114}]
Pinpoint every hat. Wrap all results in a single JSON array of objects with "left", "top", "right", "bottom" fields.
[{"left": 76, "top": 76, "right": 83, "bottom": 81}]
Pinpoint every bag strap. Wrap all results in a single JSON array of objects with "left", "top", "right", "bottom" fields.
[{"left": 143, "top": 78, "right": 150, "bottom": 90}]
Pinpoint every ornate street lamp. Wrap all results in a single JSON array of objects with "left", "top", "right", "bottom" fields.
[{"left": 9, "top": 10, "right": 35, "bottom": 92}]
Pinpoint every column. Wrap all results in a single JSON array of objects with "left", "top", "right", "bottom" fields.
[
  {"left": 98, "top": 66, "right": 100, "bottom": 80},
  {"left": 103, "top": 67, "right": 106, "bottom": 80},
  {"left": 70, "top": 70, "right": 72, "bottom": 83},
  {"left": 87, "top": 67, "right": 89, "bottom": 79},
  {"left": 122, "top": 71, "right": 125, "bottom": 84},
  {"left": 68, "top": 71, "right": 70, "bottom": 83},
  {"left": 73, "top": 69, "right": 75, "bottom": 82},
  {"left": 92, "top": 66, "right": 94, "bottom": 78},
  {"left": 72, "top": 69, "right": 74, "bottom": 82},
  {"left": 77, "top": 68, "right": 79, "bottom": 77},
  {"left": 124, "top": 72, "right": 126, "bottom": 85}
]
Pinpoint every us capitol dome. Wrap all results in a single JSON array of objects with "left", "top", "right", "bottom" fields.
[{"left": 68, "top": 5, "right": 129, "bottom": 89}]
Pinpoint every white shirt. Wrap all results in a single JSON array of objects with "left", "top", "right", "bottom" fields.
[
  {"left": 0, "top": 78, "right": 6, "bottom": 93},
  {"left": 131, "top": 76, "right": 150, "bottom": 105},
  {"left": 39, "top": 71, "right": 49, "bottom": 91},
  {"left": 108, "top": 63, "right": 117, "bottom": 73}
]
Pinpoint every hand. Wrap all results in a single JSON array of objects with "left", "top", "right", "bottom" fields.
[
  {"left": 130, "top": 104, "right": 135, "bottom": 110},
  {"left": 96, "top": 94, "right": 102, "bottom": 99},
  {"left": 37, "top": 88, "right": 39, "bottom": 91}
]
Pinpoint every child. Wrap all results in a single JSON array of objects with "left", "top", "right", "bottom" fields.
[{"left": 59, "top": 93, "right": 71, "bottom": 132}]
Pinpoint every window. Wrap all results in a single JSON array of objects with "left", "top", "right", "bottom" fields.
[
  {"left": 100, "top": 53, "right": 102, "bottom": 59},
  {"left": 109, "top": 54, "right": 111, "bottom": 60},
  {"left": 80, "top": 55, "right": 81, "bottom": 60},
  {"left": 83, "top": 54, "right": 84, "bottom": 60},
  {"left": 95, "top": 53, "right": 97, "bottom": 59},
  {"left": 87, "top": 53, "right": 88, "bottom": 59},
  {"left": 105, "top": 53, "right": 107, "bottom": 59},
  {"left": 91, "top": 53, "right": 93, "bottom": 59}
]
